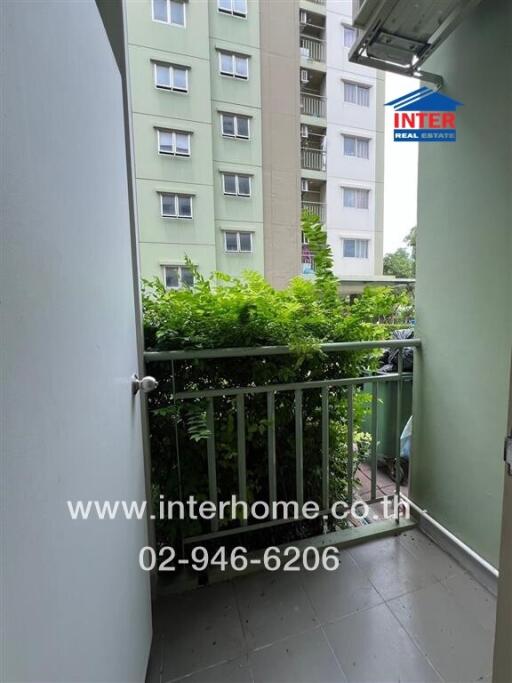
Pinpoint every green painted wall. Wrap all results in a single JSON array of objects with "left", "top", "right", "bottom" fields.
[
  {"left": 412, "top": 0, "right": 512, "bottom": 565},
  {"left": 126, "top": 0, "right": 264, "bottom": 284}
]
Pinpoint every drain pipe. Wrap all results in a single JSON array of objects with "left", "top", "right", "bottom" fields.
[{"left": 401, "top": 494, "right": 499, "bottom": 579}]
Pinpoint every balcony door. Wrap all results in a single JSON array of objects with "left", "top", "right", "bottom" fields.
[
  {"left": 493, "top": 354, "right": 512, "bottom": 682},
  {"left": 1, "top": 1, "right": 152, "bottom": 681}
]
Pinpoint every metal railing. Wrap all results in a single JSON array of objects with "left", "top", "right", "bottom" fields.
[
  {"left": 144, "top": 339, "right": 420, "bottom": 546},
  {"left": 302, "top": 200, "right": 326, "bottom": 222},
  {"left": 300, "top": 36, "right": 326, "bottom": 62},
  {"left": 301, "top": 147, "right": 326, "bottom": 171},
  {"left": 300, "top": 92, "right": 326, "bottom": 118}
]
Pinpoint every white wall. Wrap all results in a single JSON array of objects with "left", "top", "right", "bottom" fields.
[
  {"left": 325, "top": 0, "right": 384, "bottom": 278},
  {"left": 0, "top": 1, "right": 152, "bottom": 680}
]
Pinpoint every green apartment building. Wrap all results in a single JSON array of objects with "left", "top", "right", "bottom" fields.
[{"left": 126, "top": 0, "right": 302, "bottom": 289}]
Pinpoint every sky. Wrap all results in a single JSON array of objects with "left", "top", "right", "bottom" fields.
[{"left": 383, "top": 73, "right": 419, "bottom": 254}]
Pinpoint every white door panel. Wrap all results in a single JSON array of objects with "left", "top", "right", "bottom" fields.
[{"left": 0, "top": 1, "right": 151, "bottom": 681}]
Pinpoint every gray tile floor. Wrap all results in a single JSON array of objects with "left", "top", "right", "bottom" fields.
[{"left": 147, "top": 530, "right": 496, "bottom": 683}]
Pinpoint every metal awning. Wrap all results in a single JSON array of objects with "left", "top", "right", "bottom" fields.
[{"left": 349, "top": 0, "right": 483, "bottom": 86}]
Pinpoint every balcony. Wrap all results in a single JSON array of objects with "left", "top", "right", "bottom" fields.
[
  {"left": 301, "top": 147, "right": 326, "bottom": 172},
  {"left": 144, "top": 340, "right": 498, "bottom": 683},
  {"left": 302, "top": 199, "right": 325, "bottom": 222},
  {"left": 300, "top": 92, "right": 326, "bottom": 119},
  {"left": 300, "top": 36, "right": 326, "bottom": 63}
]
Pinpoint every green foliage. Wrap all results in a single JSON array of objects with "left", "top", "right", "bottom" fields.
[
  {"left": 144, "top": 230, "right": 411, "bottom": 546},
  {"left": 383, "top": 247, "right": 415, "bottom": 279}
]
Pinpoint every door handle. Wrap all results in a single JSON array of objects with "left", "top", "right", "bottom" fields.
[{"left": 132, "top": 374, "right": 158, "bottom": 395}]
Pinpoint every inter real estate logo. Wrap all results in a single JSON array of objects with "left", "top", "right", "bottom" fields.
[{"left": 385, "top": 87, "right": 463, "bottom": 142}]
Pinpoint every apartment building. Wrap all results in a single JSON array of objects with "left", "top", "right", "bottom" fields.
[
  {"left": 125, "top": 0, "right": 383, "bottom": 288},
  {"left": 300, "top": 0, "right": 384, "bottom": 279},
  {"left": 125, "top": 0, "right": 299, "bottom": 289}
]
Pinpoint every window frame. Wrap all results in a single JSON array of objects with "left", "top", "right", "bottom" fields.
[
  {"left": 342, "top": 238, "right": 369, "bottom": 259},
  {"left": 218, "top": 0, "right": 248, "bottom": 18},
  {"left": 218, "top": 51, "right": 249, "bottom": 80},
  {"left": 223, "top": 230, "right": 253, "bottom": 253},
  {"left": 156, "top": 129, "right": 191, "bottom": 157},
  {"left": 153, "top": 62, "right": 189, "bottom": 93},
  {"left": 163, "top": 264, "right": 195, "bottom": 290},
  {"left": 220, "top": 113, "right": 251, "bottom": 140},
  {"left": 343, "top": 187, "right": 370, "bottom": 209},
  {"left": 343, "top": 81, "right": 371, "bottom": 107},
  {"left": 343, "top": 134, "right": 370, "bottom": 159},
  {"left": 343, "top": 25, "right": 357, "bottom": 49},
  {"left": 221, "top": 173, "right": 252, "bottom": 197},
  {"left": 159, "top": 192, "right": 193, "bottom": 219},
  {"left": 152, "top": 0, "right": 187, "bottom": 27}
]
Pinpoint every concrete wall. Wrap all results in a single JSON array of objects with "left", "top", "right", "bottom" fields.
[
  {"left": 260, "top": 0, "right": 302, "bottom": 288},
  {"left": 412, "top": 0, "right": 512, "bottom": 565},
  {"left": 0, "top": 1, "right": 152, "bottom": 679}
]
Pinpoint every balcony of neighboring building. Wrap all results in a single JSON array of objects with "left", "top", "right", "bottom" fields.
[
  {"left": 299, "top": 8, "right": 326, "bottom": 72},
  {"left": 299, "top": 0, "right": 326, "bottom": 17},
  {"left": 300, "top": 124, "right": 326, "bottom": 180},
  {"left": 301, "top": 178, "right": 326, "bottom": 224},
  {"left": 300, "top": 68, "right": 326, "bottom": 128}
]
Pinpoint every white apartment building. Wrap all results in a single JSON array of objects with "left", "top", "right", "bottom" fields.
[{"left": 300, "top": 0, "right": 384, "bottom": 280}]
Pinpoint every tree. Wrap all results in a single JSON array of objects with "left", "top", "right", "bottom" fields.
[{"left": 383, "top": 247, "right": 414, "bottom": 279}]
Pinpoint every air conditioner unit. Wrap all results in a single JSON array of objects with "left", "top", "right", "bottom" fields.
[
  {"left": 300, "top": 124, "right": 309, "bottom": 138},
  {"left": 300, "top": 46, "right": 310, "bottom": 58},
  {"left": 300, "top": 10, "right": 308, "bottom": 24},
  {"left": 300, "top": 69, "right": 309, "bottom": 83},
  {"left": 301, "top": 179, "right": 309, "bottom": 192}
]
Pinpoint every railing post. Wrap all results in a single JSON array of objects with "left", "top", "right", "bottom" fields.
[
  {"left": 267, "top": 391, "right": 277, "bottom": 504},
  {"left": 371, "top": 383, "right": 378, "bottom": 501},
  {"left": 321, "top": 386, "right": 329, "bottom": 510},
  {"left": 395, "top": 349, "right": 404, "bottom": 522},
  {"left": 295, "top": 389, "right": 304, "bottom": 507},
  {"left": 206, "top": 398, "right": 219, "bottom": 532},
  {"left": 236, "top": 394, "right": 247, "bottom": 525},
  {"left": 347, "top": 385, "right": 354, "bottom": 506}
]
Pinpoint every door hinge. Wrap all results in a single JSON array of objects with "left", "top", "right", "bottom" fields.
[{"left": 505, "top": 433, "right": 512, "bottom": 476}]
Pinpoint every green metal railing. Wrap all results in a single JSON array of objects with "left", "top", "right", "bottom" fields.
[{"left": 144, "top": 338, "right": 420, "bottom": 546}]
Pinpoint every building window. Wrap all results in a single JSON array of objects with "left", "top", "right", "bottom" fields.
[
  {"left": 218, "top": 0, "right": 247, "bottom": 17},
  {"left": 224, "top": 231, "right": 253, "bottom": 253},
  {"left": 160, "top": 193, "right": 193, "bottom": 218},
  {"left": 343, "top": 25, "right": 357, "bottom": 48},
  {"left": 218, "top": 51, "right": 249, "bottom": 79},
  {"left": 222, "top": 173, "right": 251, "bottom": 197},
  {"left": 153, "top": 62, "right": 189, "bottom": 92},
  {"left": 164, "top": 265, "right": 195, "bottom": 289},
  {"left": 221, "top": 113, "right": 250, "bottom": 139},
  {"left": 343, "top": 187, "right": 369, "bottom": 209},
  {"left": 343, "top": 135, "right": 369, "bottom": 159},
  {"left": 157, "top": 129, "right": 191, "bottom": 156},
  {"left": 343, "top": 239, "right": 369, "bottom": 259},
  {"left": 152, "top": 0, "right": 186, "bottom": 27},
  {"left": 344, "top": 82, "right": 370, "bottom": 107}
]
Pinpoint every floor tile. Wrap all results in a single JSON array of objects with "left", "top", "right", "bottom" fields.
[
  {"left": 349, "top": 535, "right": 438, "bottom": 600},
  {"left": 250, "top": 627, "right": 346, "bottom": 683},
  {"left": 398, "top": 529, "right": 462, "bottom": 581},
  {"left": 324, "top": 603, "right": 441, "bottom": 683},
  {"left": 156, "top": 582, "right": 245, "bottom": 682},
  {"left": 388, "top": 580, "right": 494, "bottom": 682},
  {"left": 441, "top": 571, "right": 496, "bottom": 633},
  {"left": 174, "top": 657, "right": 253, "bottom": 683},
  {"left": 234, "top": 570, "right": 318, "bottom": 650},
  {"left": 300, "top": 550, "right": 383, "bottom": 624}
]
